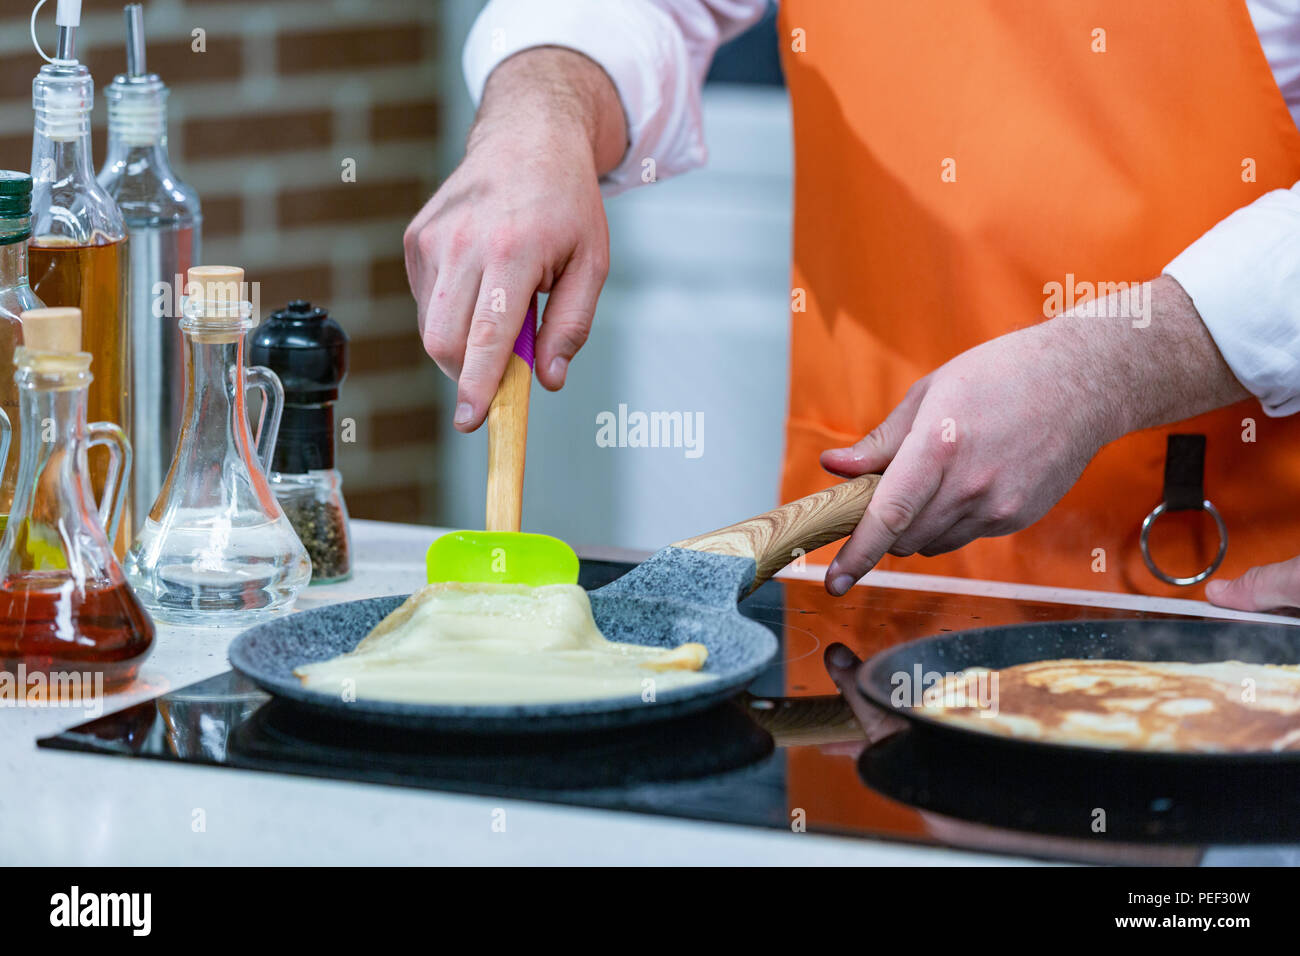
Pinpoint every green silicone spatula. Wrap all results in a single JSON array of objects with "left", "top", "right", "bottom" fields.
[{"left": 426, "top": 301, "right": 579, "bottom": 587}]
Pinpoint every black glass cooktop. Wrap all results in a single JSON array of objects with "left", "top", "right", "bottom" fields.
[{"left": 38, "top": 560, "right": 1300, "bottom": 864}]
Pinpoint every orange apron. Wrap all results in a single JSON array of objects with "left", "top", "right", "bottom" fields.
[
  {"left": 779, "top": 0, "right": 1300, "bottom": 598},
  {"left": 777, "top": 1, "right": 1300, "bottom": 836}
]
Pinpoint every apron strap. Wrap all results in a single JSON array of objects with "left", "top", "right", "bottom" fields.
[
  {"left": 1163, "top": 434, "right": 1206, "bottom": 512},
  {"left": 1140, "top": 434, "right": 1226, "bottom": 585}
]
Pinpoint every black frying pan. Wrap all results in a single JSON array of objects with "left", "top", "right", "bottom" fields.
[{"left": 855, "top": 617, "right": 1300, "bottom": 763}]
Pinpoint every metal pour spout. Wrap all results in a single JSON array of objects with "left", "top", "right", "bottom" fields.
[{"left": 124, "top": 3, "right": 146, "bottom": 77}]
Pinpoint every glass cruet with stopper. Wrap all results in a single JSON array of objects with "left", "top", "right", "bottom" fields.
[
  {"left": 125, "top": 265, "right": 311, "bottom": 624},
  {"left": 0, "top": 171, "right": 45, "bottom": 526},
  {"left": 249, "top": 300, "right": 352, "bottom": 584},
  {"left": 0, "top": 306, "right": 153, "bottom": 689}
]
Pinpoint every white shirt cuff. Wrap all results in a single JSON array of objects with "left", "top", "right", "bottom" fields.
[
  {"left": 1164, "top": 184, "right": 1300, "bottom": 417},
  {"left": 462, "top": 0, "right": 710, "bottom": 196}
]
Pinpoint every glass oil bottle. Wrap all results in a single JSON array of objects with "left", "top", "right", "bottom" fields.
[
  {"left": 28, "top": 1, "right": 131, "bottom": 551},
  {"left": 0, "top": 171, "right": 45, "bottom": 528},
  {"left": 99, "top": 3, "right": 202, "bottom": 530},
  {"left": 126, "top": 266, "right": 311, "bottom": 625},
  {"left": 0, "top": 306, "right": 153, "bottom": 689}
]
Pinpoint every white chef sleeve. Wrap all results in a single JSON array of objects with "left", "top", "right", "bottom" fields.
[
  {"left": 462, "top": 0, "right": 770, "bottom": 196},
  {"left": 1164, "top": 183, "right": 1300, "bottom": 417}
]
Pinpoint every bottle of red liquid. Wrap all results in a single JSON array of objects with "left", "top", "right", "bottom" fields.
[{"left": 0, "top": 306, "right": 153, "bottom": 690}]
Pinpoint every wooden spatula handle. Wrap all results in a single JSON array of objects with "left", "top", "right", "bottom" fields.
[
  {"left": 485, "top": 352, "right": 531, "bottom": 532},
  {"left": 673, "top": 474, "right": 881, "bottom": 594}
]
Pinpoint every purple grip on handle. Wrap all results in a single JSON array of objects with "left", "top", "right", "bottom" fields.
[{"left": 512, "top": 298, "right": 537, "bottom": 369}]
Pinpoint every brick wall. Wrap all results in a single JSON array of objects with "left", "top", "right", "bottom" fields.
[{"left": 0, "top": 0, "right": 449, "bottom": 524}]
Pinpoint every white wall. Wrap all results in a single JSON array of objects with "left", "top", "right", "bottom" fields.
[{"left": 433, "top": 83, "right": 795, "bottom": 550}]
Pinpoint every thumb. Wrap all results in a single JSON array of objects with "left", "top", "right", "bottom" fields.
[
  {"left": 1205, "top": 559, "right": 1300, "bottom": 613},
  {"left": 821, "top": 380, "right": 928, "bottom": 477}
]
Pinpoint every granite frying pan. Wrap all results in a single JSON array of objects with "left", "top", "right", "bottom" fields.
[{"left": 229, "top": 474, "right": 880, "bottom": 733}]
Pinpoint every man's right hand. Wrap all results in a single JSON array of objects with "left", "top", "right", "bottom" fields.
[{"left": 403, "top": 47, "right": 627, "bottom": 432}]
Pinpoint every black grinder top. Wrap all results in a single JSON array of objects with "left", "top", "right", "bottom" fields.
[{"left": 248, "top": 300, "right": 349, "bottom": 474}]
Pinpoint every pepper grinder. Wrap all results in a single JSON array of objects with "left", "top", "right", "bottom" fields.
[{"left": 248, "top": 299, "right": 352, "bottom": 583}]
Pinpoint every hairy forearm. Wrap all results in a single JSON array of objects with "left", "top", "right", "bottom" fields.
[
  {"left": 1037, "top": 275, "right": 1249, "bottom": 447},
  {"left": 470, "top": 46, "right": 629, "bottom": 176}
]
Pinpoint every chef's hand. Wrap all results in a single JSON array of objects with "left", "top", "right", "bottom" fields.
[
  {"left": 403, "top": 48, "right": 627, "bottom": 432},
  {"left": 818, "top": 276, "right": 1250, "bottom": 596},
  {"left": 1206, "top": 560, "right": 1300, "bottom": 614},
  {"left": 818, "top": 329, "right": 1106, "bottom": 595}
]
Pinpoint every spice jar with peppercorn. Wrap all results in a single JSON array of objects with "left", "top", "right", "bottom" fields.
[{"left": 248, "top": 299, "right": 352, "bottom": 583}]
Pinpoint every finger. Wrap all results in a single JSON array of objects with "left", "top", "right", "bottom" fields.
[
  {"left": 915, "top": 514, "right": 993, "bottom": 557},
  {"left": 455, "top": 265, "right": 538, "bottom": 431},
  {"left": 821, "top": 381, "right": 928, "bottom": 477},
  {"left": 824, "top": 432, "right": 943, "bottom": 595},
  {"left": 890, "top": 500, "right": 973, "bottom": 557},
  {"left": 420, "top": 264, "right": 478, "bottom": 381},
  {"left": 535, "top": 251, "right": 605, "bottom": 391},
  {"left": 403, "top": 225, "right": 436, "bottom": 338},
  {"left": 1205, "top": 560, "right": 1300, "bottom": 613}
]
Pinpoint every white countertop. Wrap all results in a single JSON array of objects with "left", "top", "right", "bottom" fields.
[{"left": 3, "top": 519, "right": 1295, "bottom": 866}]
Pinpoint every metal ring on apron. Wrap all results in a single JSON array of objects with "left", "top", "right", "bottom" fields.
[{"left": 1139, "top": 498, "right": 1228, "bottom": 587}]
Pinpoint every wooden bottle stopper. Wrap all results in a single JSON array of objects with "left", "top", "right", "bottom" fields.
[
  {"left": 20, "top": 307, "right": 82, "bottom": 353},
  {"left": 186, "top": 265, "right": 245, "bottom": 314},
  {"left": 185, "top": 265, "right": 247, "bottom": 342}
]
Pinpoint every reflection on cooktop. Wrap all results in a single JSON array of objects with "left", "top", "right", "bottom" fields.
[
  {"left": 34, "top": 561, "right": 1300, "bottom": 863},
  {"left": 860, "top": 725, "right": 1300, "bottom": 846}
]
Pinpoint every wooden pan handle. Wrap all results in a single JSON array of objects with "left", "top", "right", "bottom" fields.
[
  {"left": 672, "top": 474, "right": 880, "bottom": 595},
  {"left": 485, "top": 352, "right": 531, "bottom": 532}
]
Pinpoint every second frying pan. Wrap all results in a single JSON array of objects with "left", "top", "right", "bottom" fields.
[{"left": 855, "top": 617, "right": 1300, "bottom": 762}]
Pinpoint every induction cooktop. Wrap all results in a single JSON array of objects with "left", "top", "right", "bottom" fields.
[{"left": 38, "top": 560, "right": 1300, "bottom": 865}]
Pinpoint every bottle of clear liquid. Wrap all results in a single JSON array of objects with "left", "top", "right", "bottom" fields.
[
  {"left": 0, "top": 306, "right": 152, "bottom": 689},
  {"left": 126, "top": 266, "right": 311, "bottom": 624},
  {"left": 98, "top": 3, "right": 201, "bottom": 530},
  {"left": 27, "top": 0, "right": 131, "bottom": 550},
  {"left": 0, "top": 171, "right": 45, "bottom": 527}
]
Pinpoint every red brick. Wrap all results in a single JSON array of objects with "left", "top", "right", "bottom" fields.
[
  {"left": 344, "top": 482, "right": 424, "bottom": 522},
  {"left": 0, "top": 58, "right": 35, "bottom": 107},
  {"left": 200, "top": 195, "right": 243, "bottom": 238},
  {"left": 370, "top": 257, "right": 412, "bottom": 298},
  {"left": 350, "top": 331, "right": 425, "bottom": 374},
  {"left": 277, "top": 178, "right": 423, "bottom": 229},
  {"left": 90, "top": 126, "right": 107, "bottom": 168},
  {"left": 370, "top": 100, "right": 441, "bottom": 142},
  {"left": 277, "top": 24, "right": 426, "bottom": 75},
  {"left": 253, "top": 264, "right": 333, "bottom": 312},
  {"left": 0, "top": 133, "right": 30, "bottom": 174},
  {"left": 82, "top": 36, "right": 244, "bottom": 86},
  {"left": 183, "top": 110, "right": 332, "bottom": 160},
  {"left": 369, "top": 406, "right": 438, "bottom": 449}
]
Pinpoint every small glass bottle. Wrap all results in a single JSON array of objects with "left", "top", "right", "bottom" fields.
[
  {"left": 98, "top": 3, "right": 202, "bottom": 531},
  {"left": 249, "top": 300, "right": 352, "bottom": 584},
  {"left": 125, "top": 266, "right": 311, "bottom": 624},
  {"left": 28, "top": 7, "right": 131, "bottom": 549},
  {"left": 0, "top": 306, "right": 152, "bottom": 689},
  {"left": 0, "top": 171, "right": 45, "bottom": 526}
]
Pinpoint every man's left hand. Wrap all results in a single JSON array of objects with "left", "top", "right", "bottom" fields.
[
  {"left": 819, "top": 323, "right": 1111, "bottom": 595},
  {"left": 819, "top": 276, "right": 1249, "bottom": 596}
]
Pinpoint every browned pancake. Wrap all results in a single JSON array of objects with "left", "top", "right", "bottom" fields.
[{"left": 922, "top": 659, "right": 1300, "bottom": 753}]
